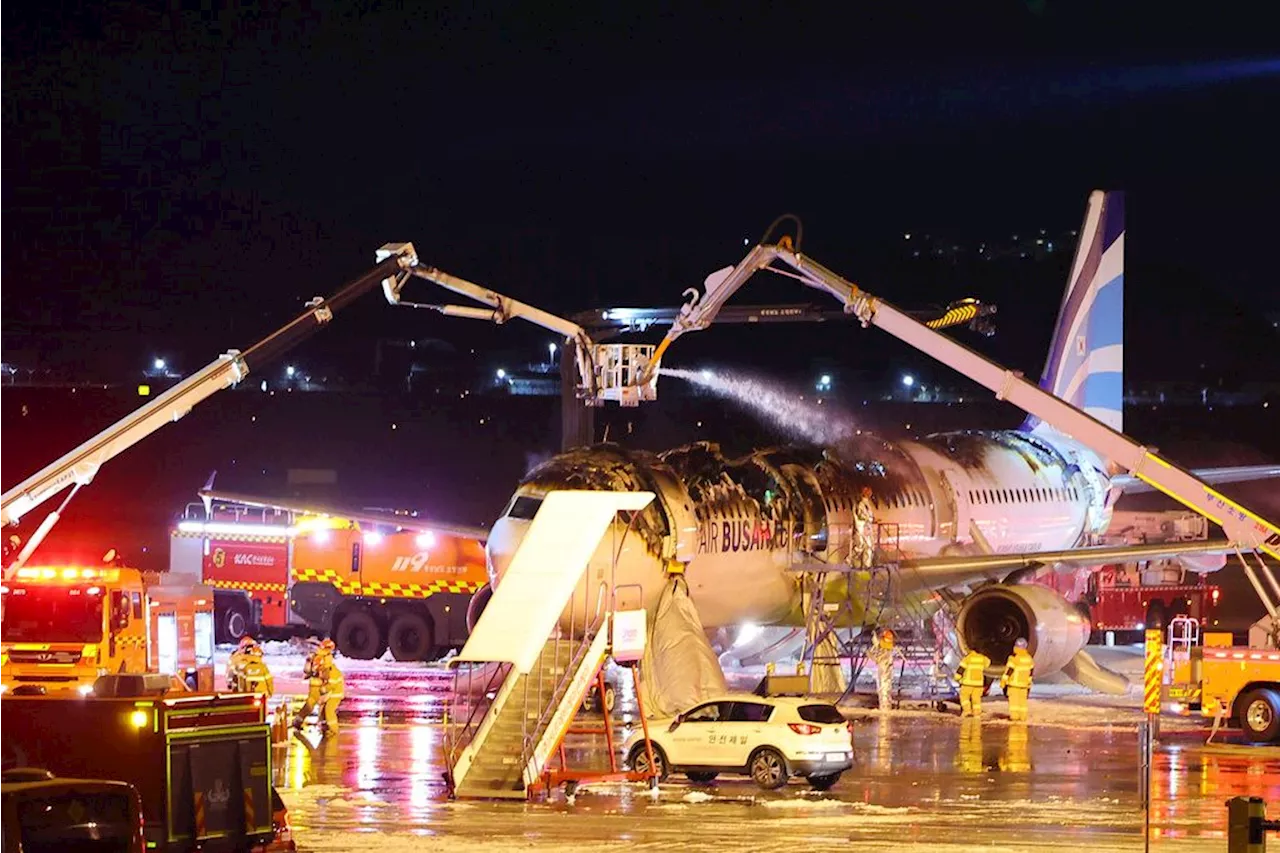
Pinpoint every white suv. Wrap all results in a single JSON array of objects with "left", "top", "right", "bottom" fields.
[{"left": 622, "top": 694, "right": 854, "bottom": 790}]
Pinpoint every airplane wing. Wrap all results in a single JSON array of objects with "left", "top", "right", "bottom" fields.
[
  {"left": 1112, "top": 464, "right": 1280, "bottom": 495},
  {"left": 891, "top": 538, "right": 1234, "bottom": 589},
  {"left": 197, "top": 488, "right": 491, "bottom": 543}
]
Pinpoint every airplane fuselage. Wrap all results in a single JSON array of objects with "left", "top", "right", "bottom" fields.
[{"left": 486, "top": 428, "right": 1112, "bottom": 629}]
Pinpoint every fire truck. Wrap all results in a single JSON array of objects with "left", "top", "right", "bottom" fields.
[
  {"left": 1084, "top": 511, "right": 1222, "bottom": 641},
  {"left": 3, "top": 682, "right": 292, "bottom": 851},
  {"left": 1164, "top": 616, "right": 1280, "bottom": 744},
  {"left": 1, "top": 564, "right": 215, "bottom": 696},
  {"left": 170, "top": 495, "right": 489, "bottom": 661},
  {"left": 169, "top": 503, "right": 293, "bottom": 643}
]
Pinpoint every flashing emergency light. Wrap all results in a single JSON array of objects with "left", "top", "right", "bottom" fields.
[
  {"left": 312, "top": 528, "right": 331, "bottom": 545},
  {"left": 14, "top": 567, "right": 121, "bottom": 583},
  {"left": 415, "top": 531, "right": 436, "bottom": 550},
  {"left": 129, "top": 709, "right": 149, "bottom": 728},
  {"left": 363, "top": 531, "right": 383, "bottom": 546}
]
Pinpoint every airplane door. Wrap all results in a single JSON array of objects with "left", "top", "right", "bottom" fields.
[{"left": 940, "top": 470, "right": 968, "bottom": 543}]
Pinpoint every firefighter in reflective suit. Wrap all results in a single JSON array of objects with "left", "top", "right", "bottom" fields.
[
  {"left": 1001, "top": 637, "right": 1035, "bottom": 722},
  {"left": 955, "top": 648, "right": 991, "bottom": 718},
  {"left": 866, "top": 628, "right": 901, "bottom": 710},
  {"left": 319, "top": 640, "right": 345, "bottom": 735},
  {"left": 853, "top": 486, "right": 876, "bottom": 568},
  {"left": 294, "top": 638, "right": 326, "bottom": 731},
  {"left": 228, "top": 636, "right": 274, "bottom": 697}
]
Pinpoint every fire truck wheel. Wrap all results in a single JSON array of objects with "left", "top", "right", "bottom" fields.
[
  {"left": 1238, "top": 688, "right": 1280, "bottom": 744},
  {"left": 388, "top": 613, "right": 437, "bottom": 662},
  {"left": 334, "top": 610, "right": 386, "bottom": 660},
  {"left": 222, "top": 604, "right": 250, "bottom": 644}
]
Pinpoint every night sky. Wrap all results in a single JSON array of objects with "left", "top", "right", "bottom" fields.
[{"left": 5, "top": 4, "right": 1279, "bottom": 378}]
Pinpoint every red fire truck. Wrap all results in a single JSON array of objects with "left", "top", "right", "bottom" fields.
[
  {"left": 170, "top": 503, "right": 293, "bottom": 642},
  {"left": 1085, "top": 560, "right": 1220, "bottom": 641},
  {"left": 1083, "top": 511, "right": 1223, "bottom": 642}
]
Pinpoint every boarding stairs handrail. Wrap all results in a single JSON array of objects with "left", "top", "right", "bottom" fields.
[
  {"left": 444, "top": 661, "right": 513, "bottom": 784},
  {"left": 518, "top": 580, "right": 612, "bottom": 780}
]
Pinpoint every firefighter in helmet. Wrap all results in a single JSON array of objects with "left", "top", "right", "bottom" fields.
[
  {"left": 318, "top": 638, "right": 344, "bottom": 735},
  {"left": 866, "top": 627, "right": 902, "bottom": 710},
  {"left": 853, "top": 485, "right": 876, "bottom": 568},
  {"left": 955, "top": 647, "right": 992, "bottom": 718},
  {"left": 1001, "top": 637, "right": 1035, "bottom": 722},
  {"left": 294, "top": 637, "right": 326, "bottom": 731},
  {"left": 228, "top": 636, "right": 268, "bottom": 692}
]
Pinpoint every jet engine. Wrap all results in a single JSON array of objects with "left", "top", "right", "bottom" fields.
[{"left": 955, "top": 583, "right": 1090, "bottom": 676}]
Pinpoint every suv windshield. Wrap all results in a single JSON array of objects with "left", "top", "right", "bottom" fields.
[
  {"left": 797, "top": 704, "right": 846, "bottom": 724},
  {"left": 2, "top": 587, "right": 105, "bottom": 643}
]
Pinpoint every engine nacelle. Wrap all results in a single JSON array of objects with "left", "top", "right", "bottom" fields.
[{"left": 956, "top": 584, "right": 1090, "bottom": 676}]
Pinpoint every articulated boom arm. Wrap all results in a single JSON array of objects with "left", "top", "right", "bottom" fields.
[
  {"left": 379, "top": 243, "right": 656, "bottom": 406},
  {"left": 1, "top": 246, "right": 418, "bottom": 568},
  {"left": 644, "top": 242, "right": 1280, "bottom": 561}
]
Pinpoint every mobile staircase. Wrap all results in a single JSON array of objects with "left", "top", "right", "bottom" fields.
[{"left": 443, "top": 490, "right": 654, "bottom": 799}]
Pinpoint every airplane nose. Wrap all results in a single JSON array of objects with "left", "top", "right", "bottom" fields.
[{"left": 485, "top": 516, "right": 526, "bottom": 589}]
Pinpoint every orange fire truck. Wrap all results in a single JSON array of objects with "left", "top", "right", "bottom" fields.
[
  {"left": 171, "top": 495, "right": 489, "bottom": 661},
  {"left": 1, "top": 564, "right": 215, "bottom": 696}
]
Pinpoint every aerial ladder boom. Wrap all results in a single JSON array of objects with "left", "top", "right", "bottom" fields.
[
  {"left": 1, "top": 245, "right": 419, "bottom": 571},
  {"left": 642, "top": 239, "right": 1280, "bottom": 563},
  {"left": 378, "top": 243, "right": 657, "bottom": 406}
]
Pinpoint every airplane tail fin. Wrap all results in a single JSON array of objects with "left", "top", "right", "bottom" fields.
[{"left": 1029, "top": 190, "right": 1125, "bottom": 433}]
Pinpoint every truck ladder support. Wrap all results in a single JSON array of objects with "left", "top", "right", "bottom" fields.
[
  {"left": 643, "top": 238, "right": 1280, "bottom": 562},
  {"left": 1, "top": 248, "right": 415, "bottom": 566}
]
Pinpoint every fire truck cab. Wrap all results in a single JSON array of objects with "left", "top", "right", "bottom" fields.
[{"left": 1, "top": 565, "right": 214, "bottom": 696}]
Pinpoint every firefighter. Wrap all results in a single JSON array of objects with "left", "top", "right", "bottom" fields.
[
  {"left": 853, "top": 486, "right": 876, "bottom": 568},
  {"left": 955, "top": 647, "right": 991, "bottom": 718},
  {"left": 1000, "top": 637, "right": 1035, "bottom": 722},
  {"left": 228, "top": 636, "right": 261, "bottom": 692},
  {"left": 318, "top": 639, "right": 344, "bottom": 736},
  {"left": 293, "top": 638, "right": 326, "bottom": 731},
  {"left": 866, "top": 628, "right": 901, "bottom": 710},
  {"left": 239, "top": 640, "right": 275, "bottom": 698}
]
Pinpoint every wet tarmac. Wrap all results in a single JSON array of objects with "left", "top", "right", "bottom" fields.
[{"left": 273, "top": 703, "right": 1280, "bottom": 852}]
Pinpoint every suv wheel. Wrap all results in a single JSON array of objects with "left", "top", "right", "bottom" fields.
[
  {"left": 749, "top": 747, "right": 788, "bottom": 790},
  {"left": 627, "top": 744, "right": 668, "bottom": 781}
]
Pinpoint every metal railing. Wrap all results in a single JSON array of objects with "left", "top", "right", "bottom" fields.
[
  {"left": 443, "top": 661, "right": 513, "bottom": 785},
  {"left": 518, "top": 580, "right": 611, "bottom": 777}
]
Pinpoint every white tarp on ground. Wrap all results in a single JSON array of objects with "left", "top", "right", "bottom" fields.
[{"left": 638, "top": 577, "right": 728, "bottom": 717}]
